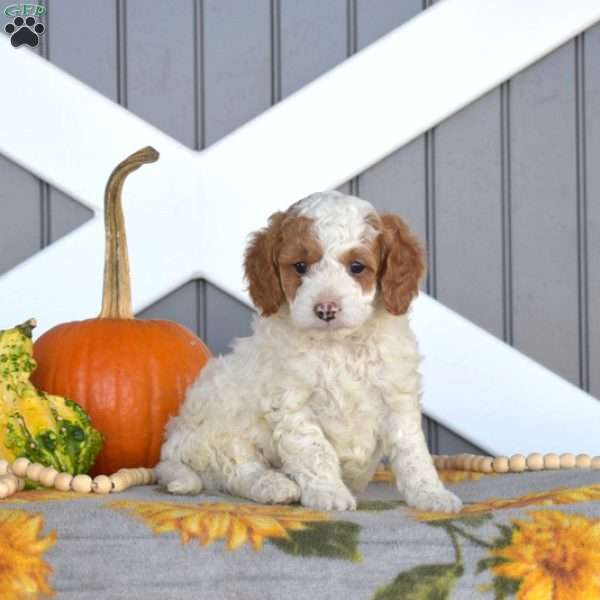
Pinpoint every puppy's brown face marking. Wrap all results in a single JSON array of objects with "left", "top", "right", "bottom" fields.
[
  {"left": 276, "top": 215, "right": 322, "bottom": 302},
  {"left": 339, "top": 241, "right": 380, "bottom": 295}
]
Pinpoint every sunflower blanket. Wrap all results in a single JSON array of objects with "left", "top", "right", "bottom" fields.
[{"left": 2, "top": 466, "right": 600, "bottom": 600}]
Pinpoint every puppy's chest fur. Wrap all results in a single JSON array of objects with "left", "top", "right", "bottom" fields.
[{"left": 284, "top": 337, "right": 391, "bottom": 478}]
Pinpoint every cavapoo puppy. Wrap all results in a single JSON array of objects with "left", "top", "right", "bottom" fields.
[{"left": 156, "top": 191, "right": 462, "bottom": 513}]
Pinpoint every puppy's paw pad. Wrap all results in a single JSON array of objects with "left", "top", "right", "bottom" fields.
[
  {"left": 251, "top": 472, "right": 301, "bottom": 504},
  {"left": 301, "top": 482, "right": 357, "bottom": 511},
  {"left": 407, "top": 488, "right": 463, "bottom": 513}
]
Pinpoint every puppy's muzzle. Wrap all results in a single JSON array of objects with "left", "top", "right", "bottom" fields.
[{"left": 314, "top": 302, "right": 340, "bottom": 322}]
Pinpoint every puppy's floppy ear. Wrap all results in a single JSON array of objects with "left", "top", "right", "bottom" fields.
[
  {"left": 378, "top": 214, "right": 426, "bottom": 315},
  {"left": 244, "top": 211, "right": 286, "bottom": 316}
]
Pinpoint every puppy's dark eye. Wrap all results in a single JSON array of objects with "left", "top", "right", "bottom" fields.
[
  {"left": 350, "top": 261, "right": 365, "bottom": 274},
  {"left": 294, "top": 262, "right": 308, "bottom": 275}
]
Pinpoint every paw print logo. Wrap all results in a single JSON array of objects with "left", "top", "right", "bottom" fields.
[{"left": 4, "top": 16, "right": 45, "bottom": 48}]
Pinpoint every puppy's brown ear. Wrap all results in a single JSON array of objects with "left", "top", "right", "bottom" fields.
[
  {"left": 378, "top": 214, "right": 426, "bottom": 315},
  {"left": 244, "top": 212, "right": 286, "bottom": 316}
]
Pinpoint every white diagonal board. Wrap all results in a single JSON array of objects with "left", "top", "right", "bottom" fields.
[{"left": 1, "top": 0, "right": 600, "bottom": 455}]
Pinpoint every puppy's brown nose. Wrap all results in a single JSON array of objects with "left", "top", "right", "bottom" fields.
[{"left": 314, "top": 302, "right": 340, "bottom": 322}]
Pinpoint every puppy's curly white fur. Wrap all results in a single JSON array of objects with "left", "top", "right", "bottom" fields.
[{"left": 156, "top": 191, "right": 462, "bottom": 513}]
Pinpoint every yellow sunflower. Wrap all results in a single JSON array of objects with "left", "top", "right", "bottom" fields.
[
  {"left": 490, "top": 510, "right": 600, "bottom": 600},
  {"left": 414, "top": 483, "right": 600, "bottom": 522},
  {"left": 9, "top": 489, "right": 92, "bottom": 504},
  {"left": 0, "top": 509, "right": 56, "bottom": 600},
  {"left": 109, "top": 500, "right": 329, "bottom": 551}
]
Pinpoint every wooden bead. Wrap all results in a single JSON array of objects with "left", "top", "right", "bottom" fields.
[
  {"left": 110, "top": 473, "right": 131, "bottom": 492},
  {"left": 26, "top": 462, "right": 44, "bottom": 481},
  {"left": 576, "top": 454, "right": 591, "bottom": 469},
  {"left": 147, "top": 469, "right": 157, "bottom": 485},
  {"left": 480, "top": 457, "right": 494, "bottom": 473},
  {"left": 0, "top": 481, "right": 10, "bottom": 499},
  {"left": 132, "top": 469, "right": 146, "bottom": 485},
  {"left": 136, "top": 469, "right": 152, "bottom": 485},
  {"left": 0, "top": 459, "right": 9, "bottom": 475},
  {"left": 449, "top": 455, "right": 464, "bottom": 470},
  {"left": 560, "top": 453, "right": 576, "bottom": 469},
  {"left": 54, "top": 473, "right": 73, "bottom": 491},
  {"left": 492, "top": 456, "right": 510, "bottom": 473},
  {"left": 433, "top": 455, "right": 446, "bottom": 469},
  {"left": 116, "top": 469, "right": 137, "bottom": 486},
  {"left": 139, "top": 468, "right": 154, "bottom": 485},
  {"left": 543, "top": 453, "right": 560, "bottom": 469},
  {"left": 11, "top": 457, "right": 30, "bottom": 478},
  {"left": 472, "top": 456, "right": 486, "bottom": 472},
  {"left": 439, "top": 455, "right": 451, "bottom": 469},
  {"left": 16, "top": 477, "right": 25, "bottom": 491},
  {"left": 509, "top": 454, "right": 526, "bottom": 472},
  {"left": 71, "top": 474, "right": 93, "bottom": 493},
  {"left": 0, "top": 474, "right": 19, "bottom": 495},
  {"left": 591, "top": 456, "right": 600, "bottom": 470},
  {"left": 129, "top": 469, "right": 144, "bottom": 486},
  {"left": 92, "top": 475, "right": 113, "bottom": 494},
  {"left": 526, "top": 453, "right": 544, "bottom": 470},
  {"left": 462, "top": 455, "right": 477, "bottom": 471},
  {"left": 39, "top": 467, "right": 59, "bottom": 487}
]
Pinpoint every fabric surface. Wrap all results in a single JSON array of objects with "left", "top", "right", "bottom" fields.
[{"left": 2, "top": 466, "right": 600, "bottom": 600}]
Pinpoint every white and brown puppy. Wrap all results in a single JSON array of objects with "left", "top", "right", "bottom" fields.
[{"left": 156, "top": 191, "right": 462, "bottom": 513}]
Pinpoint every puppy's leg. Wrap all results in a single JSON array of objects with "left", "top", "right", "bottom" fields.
[
  {"left": 155, "top": 460, "right": 204, "bottom": 495},
  {"left": 156, "top": 418, "right": 205, "bottom": 494},
  {"left": 214, "top": 438, "right": 300, "bottom": 504},
  {"left": 387, "top": 410, "right": 462, "bottom": 513},
  {"left": 275, "top": 412, "right": 356, "bottom": 511},
  {"left": 228, "top": 462, "right": 301, "bottom": 505}
]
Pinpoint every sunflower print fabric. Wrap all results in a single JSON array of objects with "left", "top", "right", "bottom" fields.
[{"left": 1, "top": 466, "right": 600, "bottom": 599}]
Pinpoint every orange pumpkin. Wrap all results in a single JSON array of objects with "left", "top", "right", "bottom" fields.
[{"left": 32, "top": 147, "right": 211, "bottom": 475}]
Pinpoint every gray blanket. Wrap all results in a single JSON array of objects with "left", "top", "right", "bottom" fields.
[{"left": 2, "top": 467, "right": 600, "bottom": 599}]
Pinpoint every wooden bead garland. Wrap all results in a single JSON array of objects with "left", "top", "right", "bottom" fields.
[
  {"left": 1, "top": 451, "right": 599, "bottom": 501},
  {"left": 432, "top": 452, "right": 600, "bottom": 474},
  {"left": 0, "top": 456, "right": 156, "bottom": 500}
]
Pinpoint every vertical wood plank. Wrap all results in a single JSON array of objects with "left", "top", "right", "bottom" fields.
[
  {"left": 137, "top": 281, "right": 203, "bottom": 337},
  {"left": 44, "top": 2, "right": 117, "bottom": 244},
  {"left": 585, "top": 24, "right": 600, "bottom": 397},
  {"left": 356, "top": 0, "right": 421, "bottom": 49},
  {"left": 48, "top": 189, "right": 93, "bottom": 243},
  {"left": 0, "top": 158, "right": 42, "bottom": 276},
  {"left": 356, "top": 1, "right": 426, "bottom": 252},
  {"left": 510, "top": 42, "right": 580, "bottom": 384},
  {"left": 125, "top": 0, "right": 196, "bottom": 147},
  {"left": 359, "top": 142, "right": 427, "bottom": 247},
  {"left": 435, "top": 90, "right": 504, "bottom": 336},
  {"left": 279, "top": 0, "right": 347, "bottom": 99},
  {"left": 203, "top": 0, "right": 271, "bottom": 145},
  {"left": 45, "top": 1, "right": 118, "bottom": 99},
  {"left": 205, "top": 283, "right": 254, "bottom": 356}
]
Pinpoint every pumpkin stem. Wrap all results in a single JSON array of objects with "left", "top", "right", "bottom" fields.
[{"left": 99, "top": 146, "right": 160, "bottom": 319}]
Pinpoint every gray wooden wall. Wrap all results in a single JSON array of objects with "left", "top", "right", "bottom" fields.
[{"left": 2, "top": 1, "right": 599, "bottom": 455}]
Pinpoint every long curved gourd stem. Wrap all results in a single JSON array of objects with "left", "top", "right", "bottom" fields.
[{"left": 99, "top": 146, "right": 160, "bottom": 319}]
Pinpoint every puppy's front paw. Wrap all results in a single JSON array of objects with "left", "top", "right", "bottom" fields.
[
  {"left": 250, "top": 471, "right": 301, "bottom": 504},
  {"left": 405, "top": 487, "right": 463, "bottom": 513},
  {"left": 300, "top": 480, "right": 357, "bottom": 511}
]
